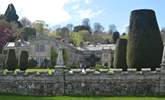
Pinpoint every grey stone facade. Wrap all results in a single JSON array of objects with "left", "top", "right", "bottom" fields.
[{"left": 0, "top": 68, "right": 163, "bottom": 96}]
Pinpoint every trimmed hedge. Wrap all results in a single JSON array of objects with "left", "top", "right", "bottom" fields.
[
  {"left": 6, "top": 49, "right": 17, "bottom": 70},
  {"left": 114, "top": 38, "right": 128, "bottom": 71},
  {"left": 19, "top": 51, "right": 29, "bottom": 70},
  {"left": 127, "top": 9, "right": 163, "bottom": 71}
]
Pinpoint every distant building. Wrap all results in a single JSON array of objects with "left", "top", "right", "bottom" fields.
[
  {"left": 78, "top": 44, "right": 115, "bottom": 67},
  {"left": 2, "top": 32, "right": 115, "bottom": 68}
]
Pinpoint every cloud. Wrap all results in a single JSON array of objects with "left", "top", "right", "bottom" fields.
[
  {"left": 78, "top": 9, "right": 103, "bottom": 19},
  {"left": 72, "top": 4, "right": 80, "bottom": 10},
  {"left": 0, "top": 0, "right": 71, "bottom": 25},
  {"left": 84, "top": 0, "right": 92, "bottom": 4}
]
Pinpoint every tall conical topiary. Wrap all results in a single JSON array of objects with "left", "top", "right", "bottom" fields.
[
  {"left": 19, "top": 51, "right": 29, "bottom": 70},
  {"left": 127, "top": 9, "right": 163, "bottom": 71},
  {"left": 114, "top": 38, "right": 127, "bottom": 71},
  {"left": 50, "top": 47, "right": 57, "bottom": 66},
  {"left": 4, "top": 3, "right": 19, "bottom": 22},
  {"left": 112, "top": 31, "right": 120, "bottom": 43},
  {"left": 6, "top": 49, "right": 17, "bottom": 71}
]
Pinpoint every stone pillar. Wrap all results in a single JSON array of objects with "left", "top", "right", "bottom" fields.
[
  {"left": 160, "top": 42, "right": 165, "bottom": 95},
  {"left": 55, "top": 47, "right": 65, "bottom": 75},
  {"left": 54, "top": 47, "right": 66, "bottom": 95}
]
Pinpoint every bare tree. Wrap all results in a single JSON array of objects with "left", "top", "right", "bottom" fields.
[
  {"left": 19, "top": 17, "right": 32, "bottom": 27},
  {"left": 93, "top": 22, "right": 104, "bottom": 34}
]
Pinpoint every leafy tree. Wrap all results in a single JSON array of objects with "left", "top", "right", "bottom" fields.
[
  {"left": 32, "top": 20, "right": 45, "bottom": 33},
  {"left": 69, "top": 31, "right": 84, "bottom": 46},
  {"left": 86, "top": 54, "right": 100, "bottom": 68},
  {"left": 114, "top": 38, "right": 127, "bottom": 71},
  {"left": 82, "top": 18, "right": 90, "bottom": 27},
  {"left": 93, "top": 22, "right": 104, "bottom": 34},
  {"left": 22, "top": 27, "right": 36, "bottom": 41},
  {"left": 65, "top": 23, "right": 74, "bottom": 32},
  {"left": 41, "top": 58, "right": 51, "bottom": 68},
  {"left": 108, "top": 24, "right": 117, "bottom": 35},
  {"left": 19, "top": 51, "right": 29, "bottom": 70},
  {"left": 73, "top": 25, "right": 91, "bottom": 33},
  {"left": 6, "top": 49, "right": 17, "bottom": 70},
  {"left": 112, "top": 31, "right": 120, "bottom": 43},
  {"left": 50, "top": 47, "right": 57, "bottom": 66},
  {"left": 28, "top": 58, "right": 37, "bottom": 67},
  {"left": 127, "top": 9, "right": 163, "bottom": 71},
  {"left": 56, "top": 27, "right": 70, "bottom": 42}
]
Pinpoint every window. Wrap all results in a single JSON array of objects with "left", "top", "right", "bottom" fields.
[{"left": 35, "top": 44, "right": 45, "bottom": 52}]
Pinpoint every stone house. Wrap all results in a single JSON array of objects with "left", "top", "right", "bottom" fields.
[
  {"left": 1, "top": 32, "right": 115, "bottom": 68},
  {"left": 79, "top": 44, "right": 115, "bottom": 67}
]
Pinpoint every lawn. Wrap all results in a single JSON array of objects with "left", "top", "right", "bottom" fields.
[{"left": 0, "top": 95, "right": 164, "bottom": 100}]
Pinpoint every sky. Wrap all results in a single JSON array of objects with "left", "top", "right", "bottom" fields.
[{"left": 0, "top": 0, "right": 164, "bottom": 33}]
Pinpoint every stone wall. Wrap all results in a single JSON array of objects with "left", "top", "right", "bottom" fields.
[{"left": 0, "top": 68, "right": 163, "bottom": 96}]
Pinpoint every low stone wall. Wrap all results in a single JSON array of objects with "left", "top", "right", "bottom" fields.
[{"left": 0, "top": 69, "right": 162, "bottom": 96}]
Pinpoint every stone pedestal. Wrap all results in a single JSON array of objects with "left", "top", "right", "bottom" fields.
[{"left": 55, "top": 66, "right": 65, "bottom": 75}]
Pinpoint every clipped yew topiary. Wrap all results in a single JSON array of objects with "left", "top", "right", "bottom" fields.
[
  {"left": 127, "top": 9, "right": 163, "bottom": 71},
  {"left": 28, "top": 58, "right": 37, "bottom": 67},
  {"left": 6, "top": 49, "right": 17, "bottom": 70},
  {"left": 112, "top": 31, "right": 120, "bottom": 43},
  {"left": 19, "top": 51, "right": 29, "bottom": 70},
  {"left": 114, "top": 38, "right": 128, "bottom": 71},
  {"left": 50, "top": 47, "right": 57, "bottom": 66}
]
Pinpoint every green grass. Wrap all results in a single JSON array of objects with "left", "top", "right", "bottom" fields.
[{"left": 0, "top": 95, "right": 164, "bottom": 100}]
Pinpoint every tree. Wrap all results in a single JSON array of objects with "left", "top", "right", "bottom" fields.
[
  {"left": 41, "top": 58, "right": 51, "bottom": 68},
  {"left": 85, "top": 54, "right": 100, "bottom": 68},
  {"left": 32, "top": 20, "right": 45, "bottom": 33},
  {"left": 22, "top": 27, "right": 36, "bottom": 41},
  {"left": 19, "top": 51, "right": 29, "bottom": 70},
  {"left": 69, "top": 31, "right": 84, "bottom": 46},
  {"left": 56, "top": 27, "right": 70, "bottom": 42},
  {"left": 4, "top": 3, "right": 19, "bottom": 23},
  {"left": 65, "top": 23, "right": 73, "bottom": 32},
  {"left": 82, "top": 18, "right": 90, "bottom": 27},
  {"left": 127, "top": 9, "right": 163, "bottom": 71},
  {"left": 28, "top": 58, "right": 37, "bottom": 67},
  {"left": 114, "top": 38, "right": 127, "bottom": 71},
  {"left": 19, "top": 17, "right": 32, "bottom": 27},
  {"left": 6, "top": 49, "right": 17, "bottom": 70},
  {"left": 93, "top": 22, "right": 104, "bottom": 34},
  {"left": 50, "top": 47, "right": 57, "bottom": 66},
  {"left": 73, "top": 25, "right": 91, "bottom": 33},
  {"left": 108, "top": 24, "right": 117, "bottom": 35},
  {"left": 112, "top": 31, "right": 120, "bottom": 43}
]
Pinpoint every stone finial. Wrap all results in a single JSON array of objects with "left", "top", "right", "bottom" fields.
[{"left": 55, "top": 47, "right": 64, "bottom": 67}]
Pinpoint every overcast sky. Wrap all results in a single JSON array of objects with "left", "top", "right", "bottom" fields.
[{"left": 0, "top": 0, "right": 164, "bottom": 32}]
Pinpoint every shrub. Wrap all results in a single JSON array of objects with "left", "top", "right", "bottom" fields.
[
  {"left": 28, "top": 58, "right": 37, "bottom": 67},
  {"left": 6, "top": 49, "right": 17, "bottom": 70},
  {"left": 114, "top": 38, "right": 128, "bottom": 71},
  {"left": 19, "top": 51, "right": 29, "bottom": 70},
  {"left": 127, "top": 9, "right": 163, "bottom": 71},
  {"left": 50, "top": 47, "right": 57, "bottom": 66}
]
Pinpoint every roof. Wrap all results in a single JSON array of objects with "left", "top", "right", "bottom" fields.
[
  {"left": 77, "top": 44, "right": 116, "bottom": 51},
  {"left": 4, "top": 39, "right": 30, "bottom": 48}
]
